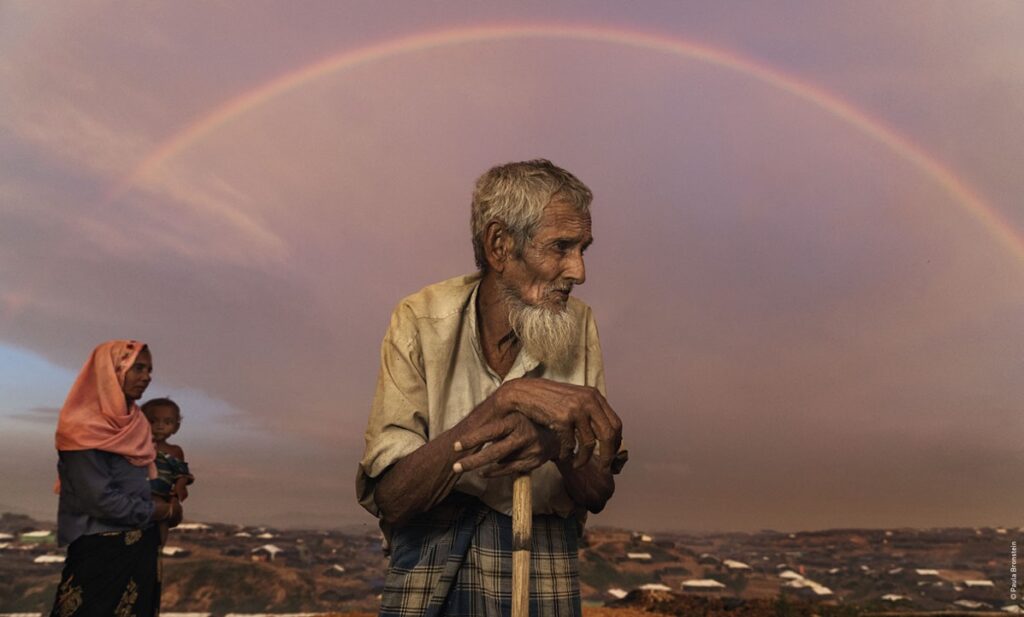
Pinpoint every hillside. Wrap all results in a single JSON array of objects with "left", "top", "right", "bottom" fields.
[{"left": 1, "top": 513, "right": 1018, "bottom": 615}]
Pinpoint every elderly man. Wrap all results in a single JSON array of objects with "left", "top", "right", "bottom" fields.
[{"left": 357, "top": 159, "right": 625, "bottom": 617}]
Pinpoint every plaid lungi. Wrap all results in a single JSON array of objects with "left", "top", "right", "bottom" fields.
[{"left": 380, "top": 493, "right": 581, "bottom": 617}]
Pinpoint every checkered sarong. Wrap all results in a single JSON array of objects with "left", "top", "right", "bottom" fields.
[{"left": 380, "top": 493, "right": 581, "bottom": 617}]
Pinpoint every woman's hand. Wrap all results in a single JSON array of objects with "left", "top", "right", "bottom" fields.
[
  {"left": 150, "top": 496, "right": 183, "bottom": 525},
  {"left": 167, "top": 497, "right": 183, "bottom": 527},
  {"left": 151, "top": 500, "right": 172, "bottom": 523}
]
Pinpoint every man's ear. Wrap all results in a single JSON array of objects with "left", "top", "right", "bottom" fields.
[{"left": 483, "top": 221, "right": 512, "bottom": 273}]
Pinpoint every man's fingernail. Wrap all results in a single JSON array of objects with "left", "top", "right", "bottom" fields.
[
  {"left": 453, "top": 462, "right": 463, "bottom": 473},
  {"left": 453, "top": 441, "right": 463, "bottom": 452}
]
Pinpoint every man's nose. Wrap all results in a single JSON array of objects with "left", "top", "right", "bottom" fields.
[{"left": 565, "top": 251, "right": 586, "bottom": 285}]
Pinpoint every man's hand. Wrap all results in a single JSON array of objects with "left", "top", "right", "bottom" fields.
[
  {"left": 455, "top": 377, "right": 622, "bottom": 471},
  {"left": 375, "top": 378, "right": 621, "bottom": 525},
  {"left": 453, "top": 412, "right": 560, "bottom": 476}
]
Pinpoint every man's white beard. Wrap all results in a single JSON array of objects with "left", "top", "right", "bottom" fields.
[{"left": 502, "top": 285, "right": 579, "bottom": 370}]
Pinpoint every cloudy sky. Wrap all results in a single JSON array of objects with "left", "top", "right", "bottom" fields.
[{"left": 1, "top": 2, "right": 1022, "bottom": 532}]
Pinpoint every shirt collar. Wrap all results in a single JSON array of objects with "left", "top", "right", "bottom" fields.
[{"left": 467, "top": 278, "right": 541, "bottom": 383}]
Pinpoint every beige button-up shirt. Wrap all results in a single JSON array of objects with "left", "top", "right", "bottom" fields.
[{"left": 357, "top": 273, "right": 607, "bottom": 519}]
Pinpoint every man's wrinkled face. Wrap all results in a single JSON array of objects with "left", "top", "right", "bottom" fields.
[
  {"left": 503, "top": 199, "right": 592, "bottom": 311},
  {"left": 500, "top": 199, "right": 592, "bottom": 368}
]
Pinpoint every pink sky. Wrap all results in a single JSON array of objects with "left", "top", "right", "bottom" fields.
[{"left": 1, "top": 2, "right": 1022, "bottom": 531}]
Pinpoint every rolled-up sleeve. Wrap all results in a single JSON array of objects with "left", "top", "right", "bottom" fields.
[
  {"left": 61, "top": 450, "right": 154, "bottom": 527},
  {"left": 356, "top": 303, "right": 431, "bottom": 516}
]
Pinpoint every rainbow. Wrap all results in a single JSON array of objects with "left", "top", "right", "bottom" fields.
[{"left": 108, "top": 23, "right": 1024, "bottom": 266}]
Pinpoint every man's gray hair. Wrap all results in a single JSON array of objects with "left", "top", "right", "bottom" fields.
[{"left": 471, "top": 159, "right": 593, "bottom": 271}]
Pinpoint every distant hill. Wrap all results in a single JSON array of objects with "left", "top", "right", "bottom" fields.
[{"left": 1, "top": 512, "right": 1018, "bottom": 615}]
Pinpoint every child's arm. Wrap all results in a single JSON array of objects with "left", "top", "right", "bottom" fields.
[
  {"left": 174, "top": 476, "right": 190, "bottom": 501},
  {"left": 168, "top": 444, "right": 193, "bottom": 501}
]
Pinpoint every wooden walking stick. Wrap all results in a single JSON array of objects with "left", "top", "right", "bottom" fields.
[{"left": 512, "top": 472, "right": 531, "bottom": 617}]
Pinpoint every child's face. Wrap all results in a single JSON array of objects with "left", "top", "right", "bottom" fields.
[{"left": 145, "top": 405, "right": 179, "bottom": 441}]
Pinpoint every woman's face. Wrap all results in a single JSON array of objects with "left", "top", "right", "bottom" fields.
[{"left": 122, "top": 347, "right": 153, "bottom": 403}]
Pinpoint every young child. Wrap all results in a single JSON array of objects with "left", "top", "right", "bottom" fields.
[{"left": 141, "top": 397, "right": 194, "bottom": 545}]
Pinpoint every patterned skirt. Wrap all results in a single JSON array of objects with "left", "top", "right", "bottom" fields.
[
  {"left": 50, "top": 526, "right": 161, "bottom": 617},
  {"left": 381, "top": 493, "right": 581, "bottom": 617}
]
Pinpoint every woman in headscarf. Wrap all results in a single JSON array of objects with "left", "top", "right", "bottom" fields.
[{"left": 50, "top": 340, "right": 180, "bottom": 617}]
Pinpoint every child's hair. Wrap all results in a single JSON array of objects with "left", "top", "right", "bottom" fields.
[{"left": 141, "top": 397, "right": 182, "bottom": 421}]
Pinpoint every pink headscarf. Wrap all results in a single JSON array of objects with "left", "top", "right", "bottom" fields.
[{"left": 55, "top": 340, "right": 157, "bottom": 478}]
